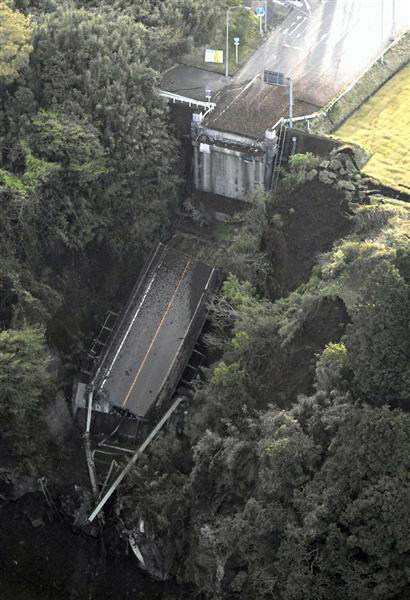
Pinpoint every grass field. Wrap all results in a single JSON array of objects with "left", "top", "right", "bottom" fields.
[{"left": 335, "top": 63, "right": 410, "bottom": 193}]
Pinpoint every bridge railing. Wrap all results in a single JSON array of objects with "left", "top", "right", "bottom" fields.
[{"left": 158, "top": 89, "right": 216, "bottom": 111}]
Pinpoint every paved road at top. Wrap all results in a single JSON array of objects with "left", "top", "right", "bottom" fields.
[
  {"left": 236, "top": 0, "right": 410, "bottom": 106},
  {"left": 162, "top": 0, "right": 410, "bottom": 107},
  {"left": 98, "top": 246, "right": 214, "bottom": 417}
]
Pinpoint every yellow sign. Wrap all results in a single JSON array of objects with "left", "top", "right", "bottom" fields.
[{"left": 205, "top": 48, "right": 224, "bottom": 64}]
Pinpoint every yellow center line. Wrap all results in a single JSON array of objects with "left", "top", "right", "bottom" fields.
[{"left": 121, "top": 258, "right": 192, "bottom": 408}]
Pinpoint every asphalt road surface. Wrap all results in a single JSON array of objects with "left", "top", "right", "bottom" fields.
[
  {"left": 237, "top": 0, "right": 410, "bottom": 105},
  {"left": 97, "top": 247, "right": 214, "bottom": 417},
  {"left": 162, "top": 0, "right": 410, "bottom": 107}
]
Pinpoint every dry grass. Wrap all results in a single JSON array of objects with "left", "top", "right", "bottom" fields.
[{"left": 335, "top": 63, "right": 410, "bottom": 193}]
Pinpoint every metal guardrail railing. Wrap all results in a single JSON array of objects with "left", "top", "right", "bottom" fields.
[{"left": 158, "top": 89, "right": 216, "bottom": 111}]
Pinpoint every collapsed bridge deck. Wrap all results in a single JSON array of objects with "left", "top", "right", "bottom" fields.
[{"left": 94, "top": 243, "right": 218, "bottom": 418}]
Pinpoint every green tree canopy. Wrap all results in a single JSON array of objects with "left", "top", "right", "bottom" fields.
[
  {"left": 30, "top": 5, "right": 179, "bottom": 254},
  {"left": 278, "top": 405, "right": 410, "bottom": 600},
  {"left": 0, "top": 2, "right": 32, "bottom": 82},
  {"left": 345, "top": 260, "right": 410, "bottom": 406},
  {"left": 0, "top": 326, "right": 53, "bottom": 454}
]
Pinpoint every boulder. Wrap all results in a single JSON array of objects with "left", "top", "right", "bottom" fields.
[
  {"left": 332, "top": 143, "right": 371, "bottom": 169},
  {"left": 319, "top": 170, "right": 336, "bottom": 185},
  {"left": 319, "top": 160, "right": 330, "bottom": 169},
  {"left": 329, "top": 158, "right": 343, "bottom": 171},
  {"left": 306, "top": 168, "right": 317, "bottom": 181},
  {"left": 337, "top": 180, "right": 356, "bottom": 192},
  {"left": 345, "top": 158, "right": 357, "bottom": 176}
]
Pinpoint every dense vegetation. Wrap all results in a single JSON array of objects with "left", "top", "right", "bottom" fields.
[
  {"left": 121, "top": 158, "right": 410, "bottom": 599},
  {"left": 0, "top": 0, "right": 228, "bottom": 454},
  {"left": 0, "top": 2, "right": 409, "bottom": 600}
]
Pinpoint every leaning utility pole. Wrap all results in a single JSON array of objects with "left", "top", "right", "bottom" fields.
[{"left": 88, "top": 396, "right": 184, "bottom": 523}]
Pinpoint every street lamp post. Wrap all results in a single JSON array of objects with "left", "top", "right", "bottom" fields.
[{"left": 225, "top": 6, "right": 251, "bottom": 78}]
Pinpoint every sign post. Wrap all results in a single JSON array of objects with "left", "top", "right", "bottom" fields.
[
  {"left": 263, "top": 69, "right": 293, "bottom": 127},
  {"left": 255, "top": 6, "right": 265, "bottom": 35},
  {"left": 233, "top": 37, "right": 240, "bottom": 65}
]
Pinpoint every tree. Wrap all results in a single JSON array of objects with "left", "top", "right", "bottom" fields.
[
  {"left": 345, "top": 261, "right": 410, "bottom": 406},
  {"left": 78, "top": 0, "right": 227, "bottom": 68},
  {"left": 23, "top": 109, "right": 109, "bottom": 252},
  {"left": 0, "top": 326, "right": 53, "bottom": 454},
  {"left": 30, "top": 5, "right": 179, "bottom": 254},
  {"left": 277, "top": 406, "right": 410, "bottom": 600},
  {"left": 0, "top": 2, "right": 32, "bottom": 83}
]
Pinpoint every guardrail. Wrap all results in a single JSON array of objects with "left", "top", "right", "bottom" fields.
[{"left": 158, "top": 89, "right": 216, "bottom": 111}]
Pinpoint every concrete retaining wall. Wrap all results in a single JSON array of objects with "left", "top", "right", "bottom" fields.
[
  {"left": 284, "top": 128, "right": 342, "bottom": 157},
  {"left": 193, "top": 141, "right": 265, "bottom": 200}
]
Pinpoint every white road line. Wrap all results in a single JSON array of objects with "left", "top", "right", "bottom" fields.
[
  {"left": 289, "top": 18, "right": 306, "bottom": 36},
  {"left": 283, "top": 42, "right": 303, "bottom": 51},
  {"left": 100, "top": 267, "right": 162, "bottom": 389},
  {"left": 282, "top": 27, "right": 289, "bottom": 34},
  {"left": 310, "top": 32, "right": 329, "bottom": 50},
  {"left": 121, "top": 258, "right": 192, "bottom": 409}
]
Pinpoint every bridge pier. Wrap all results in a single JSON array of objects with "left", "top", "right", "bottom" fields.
[{"left": 191, "top": 115, "right": 278, "bottom": 201}]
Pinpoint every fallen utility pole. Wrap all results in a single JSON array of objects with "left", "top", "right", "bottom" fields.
[{"left": 88, "top": 396, "right": 184, "bottom": 523}]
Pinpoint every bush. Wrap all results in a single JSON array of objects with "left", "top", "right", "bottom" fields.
[{"left": 280, "top": 152, "right": 321, "bottom": 190}]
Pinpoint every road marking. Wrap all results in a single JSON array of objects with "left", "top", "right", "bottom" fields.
[
  {"left": 310, "top": 32, "right": 330, "bottom": 50},
  {"left": 288, "top": 17, "right": 306, "bottom": 36},
  {"left": 282, "top": 27, "right": 289, "bottom": 34},
  {"left": 100, "top": 249, "right": 167, "bottom": 389},
  {"left": 155, "top": 266, "right": 216, "bottom": 411},
  {"left": 283, "top": 42, "right": 303, "bottom": 51},
  {"left": 121, "top": 258, "right": 192, "bottom": 408}
]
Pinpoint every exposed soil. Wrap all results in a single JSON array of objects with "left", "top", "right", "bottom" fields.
[
  {"left": 279, "top": 295, "right": 350, "bottom": 405},
  {"left": 266, "top": 179, "right": 354, "bottom": 295}
]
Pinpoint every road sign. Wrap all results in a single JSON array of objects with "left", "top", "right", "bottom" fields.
[
  {"left": 233, "top": 37, "right": 240, "bottom": 45},
  {"left": 205, "top": 48, "right": 224, "bottom": 64},
  {"left": 263, "top": 69, "right": 285, "bottom": 86},
  {"left": 255, "top": 6, "right": 265, "bottom": 16}
]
